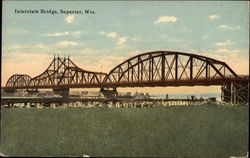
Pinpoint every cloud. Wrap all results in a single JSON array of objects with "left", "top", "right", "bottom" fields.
[
  {"left": 47, "top": 31, "right": 69, "bottom": 37},
  {"left": 116, "top": 37, "right": 127, "bottom": 45},
  {"left": 72, "top": 31, "right": 82, "bottom": 36},
  {"left": 56, "top": 41, "right": 79, "bottom": 47},
  {"left": 208, "top": 14, "right": 219, "bottom": 20},
  {"left": 215, "top": 40, "right": 236, "bottom": 47},
  {"left": 215, "top": 48, "right": 239, "bottom": 53},
  {"left": 65, "top": 15, "right": 75, "bottom": 23},
  {"left": 47, "top": 31, "right": 82, "bottom": 37},
  {"left": 100, "top": 31, "right": 117, "bottom": 38},
  {"left": 154, "top": 16, "right": 177, "bottom": 24},
  {"left": 218, "top": 24, "right": 240, "bottom": 30},
  {"left": 107, "top": 32, "right": 117, "bottom": 38}
]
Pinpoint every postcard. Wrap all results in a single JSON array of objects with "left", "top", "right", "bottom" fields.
[{"left": 1, "top": 1, "right": 249, "bottom": 157}]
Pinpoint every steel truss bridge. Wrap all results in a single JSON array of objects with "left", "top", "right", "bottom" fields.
[{"left": 2, "top": 51, "right": 249, "bottom": 104}]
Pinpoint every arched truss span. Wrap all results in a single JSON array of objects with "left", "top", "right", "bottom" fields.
[
  {"left": 6, "top": 74, "right": 32, "bottom": 87},
  {"left": 103, "top": 51, "right": 238, "bottom": 84},
  {"left": 28, "top": 57, "right": 107, "bottom": 86}
]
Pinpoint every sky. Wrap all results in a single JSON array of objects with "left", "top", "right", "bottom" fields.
[{"left": 2, "top": 1, "right": 249, "bottom": 95}]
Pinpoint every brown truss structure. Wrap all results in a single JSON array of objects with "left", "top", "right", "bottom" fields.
[
  {"left": 102, "top": 51, "right": 239, "bottom": 87},
  {"left": 4, "top": 51, "right": 246, "bottom": 89},
  {"left": 6, "top": 56, "right": 106, "bottom": 89},
  {"left": 6, "top": 74, "right": 32, "bottom": 87}
]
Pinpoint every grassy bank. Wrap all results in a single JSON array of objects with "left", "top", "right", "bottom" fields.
[{"left": 0, "top": 105, "right": 249, "bottom": 157}]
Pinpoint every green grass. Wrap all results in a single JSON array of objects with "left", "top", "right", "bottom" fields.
[{"left": 0, "top": 105, "right": 249, "bottom": 157}]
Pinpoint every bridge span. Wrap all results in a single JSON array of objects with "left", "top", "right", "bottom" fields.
[{"left": 2, "top": 51, "right": 249, "bottom": 104}]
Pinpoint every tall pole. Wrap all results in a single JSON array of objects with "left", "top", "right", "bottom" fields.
[
  {"left": 175, "top": 54, "right": 178, "bottom": 80},
  {"left": 162, "top": 54, "right": 165, "bottom": 81},
  {"left": 190, "top": 56, "right": 193, "bottom": 80}
]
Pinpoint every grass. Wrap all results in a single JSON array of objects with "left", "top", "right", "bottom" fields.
[{"left": 0, "top": 105, "right": 249, "bottom": 157}]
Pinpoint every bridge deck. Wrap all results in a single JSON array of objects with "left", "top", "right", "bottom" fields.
[{"left": 2, "top": 77, "right": 248, "bottom": 90}]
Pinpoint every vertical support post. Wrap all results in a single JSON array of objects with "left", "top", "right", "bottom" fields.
[
  {"left": 118, "top": 67, "right": 120, "bottom": 81},
  {"left": 54, "top": 54, "right": 56, "bottom": 84},
  {"left": 81, "top": 72, "right": 84, "bottom": 84},
  {"left": 132, "top": 63, "right": 134, "bottom": 82},
  {"left": 138, "top": 57, "right": 140, "bottom": 82},
  {"left": 127, "top": 62, "right": 130, "bottom": 82},
  {"left": 206, "top": 62, "right": 209, "bottom": 79},
  {"left": 149, "top": 57, "right": 151, "bottom": 81},
  {"left": 175, "top": 54, "right": 178, "bottom": 80},
  {"left": 151, "top": 58, "right": 154, "bottom": 81},
  {"left": 141, "top": 61, "right": 144, "bottom": 81},
  {"left": 57, "top": 54, "right": 59, "bottom": 84},
  {"left": 190, "top": 56, "right": 193, "bottom": 80},
  {"left": 76, "top": 70, "right": 78, "bottom": 84},
  {"left": 162, "top": 54, "right": 165, "bottom": 80}
]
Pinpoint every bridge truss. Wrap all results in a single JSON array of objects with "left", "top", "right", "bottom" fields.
[
  {"left": 6, "top": 56, "right": 107, "bottom": 89},
  {"left": 103, "top": 51, "right": 238, "bottom": 87},
  {"left": 3, "top": 51, "right": 249, "bottom": 104}
]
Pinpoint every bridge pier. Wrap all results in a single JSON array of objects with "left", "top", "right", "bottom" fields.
[
  {"left": 221, "top": 80, "right": 249, "bottom": 104},
  {"left": 53, "top": 88, "right": 69, "bottom": 98},
  {"left": 100, "top": 88, "right": 118, "bottom": 98}
]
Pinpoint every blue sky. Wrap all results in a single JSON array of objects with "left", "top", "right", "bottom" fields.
[{"left": 2, "top": 1, "right": 249, "bottom": 94}]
